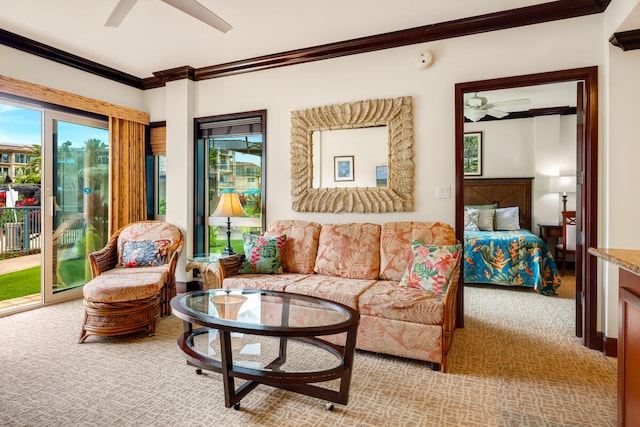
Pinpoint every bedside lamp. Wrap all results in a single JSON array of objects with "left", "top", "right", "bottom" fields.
[
  {"left": 549, "top": 175, "right": 577, "bottom": 212},
  {"left": 210, "top": 189, "right": 247, "bottom": 256}
]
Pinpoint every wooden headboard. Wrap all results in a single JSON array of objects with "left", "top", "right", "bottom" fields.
[{"left": 464, "top": 177, "right": 533, "bottom": 230}]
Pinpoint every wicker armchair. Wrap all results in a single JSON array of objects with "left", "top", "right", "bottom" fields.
[{"left": 78, "top": 221, "right": 184, "bottom": 343}]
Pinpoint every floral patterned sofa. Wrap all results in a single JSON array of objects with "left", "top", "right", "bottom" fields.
[{"left": 218, "top": 220, "right": 462, "bottom": 372}]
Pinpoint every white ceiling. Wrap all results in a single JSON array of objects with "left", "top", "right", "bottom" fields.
[{"left": 0, "top": 0, "right": 553, "bottom": 78}]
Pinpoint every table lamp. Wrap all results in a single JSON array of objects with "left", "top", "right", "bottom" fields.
[
  {"left": 211, "top": 189, "right": 247, "bottom": 256},
  {"left": 549, "top": 175, "right": 577, "bottom": 212}
]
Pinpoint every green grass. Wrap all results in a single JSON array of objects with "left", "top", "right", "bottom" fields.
[
  {"left": 0, "top": 266, "right": 41, "bottom": 301},
  {"left": 210, "top": 239, "right": 244, "bottom": 255}
]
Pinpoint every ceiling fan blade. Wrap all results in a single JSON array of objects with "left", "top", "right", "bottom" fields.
[
  {"left": 105, "top": 0, "right": 138, "bottom": 27},
  {"left": 486, "top": 108, "right": 509, "bottom": 119},
  {"left": 162, "top": 0, "right": 233, "bottom": 33},
  {"left": 491, "top": 98, "right": 531, "bottom": 108}
]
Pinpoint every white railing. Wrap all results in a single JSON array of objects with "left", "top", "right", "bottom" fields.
[{"left": 0, "top": 207, "right": 41, "bottom": 256}]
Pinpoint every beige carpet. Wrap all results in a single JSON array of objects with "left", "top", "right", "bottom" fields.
[{"left": 0, "top": 278, "right": 616, "bottom": 426}]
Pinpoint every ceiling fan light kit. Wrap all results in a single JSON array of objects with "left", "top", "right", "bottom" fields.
[
  {"left": 463, "top": 92, "right": 531, "bottom": 122},
  {"left": 464, "top": 109, "right": 487, "bottom": 122}
]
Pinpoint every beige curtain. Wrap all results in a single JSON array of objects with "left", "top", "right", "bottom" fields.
[{"left": 110, "top": 117, "right": 147, "bottom": 232}]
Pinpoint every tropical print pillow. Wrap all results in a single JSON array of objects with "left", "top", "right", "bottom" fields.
[
  {"left": 121, "top": 240, "right": 170, "bottom": 267},
  {"left": 399, "top": 241, "right": 462, "bottom": 295},
  {"left": 239, "top": 233, "right": 287, "bottom": 274}
]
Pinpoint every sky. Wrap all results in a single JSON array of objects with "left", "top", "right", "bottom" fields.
[{"left": 0, "top": 102, "right": 108, "bottom": 148}]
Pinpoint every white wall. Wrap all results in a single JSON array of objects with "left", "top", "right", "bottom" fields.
[
  {"left": 0, "top": 45, "right": 146, "bottom": 111},
  {"left": 146, "top": 14, "right": 603, "bottom": 239},
  {"left": 598, "top": 0, "right": 640, "bottom": 339}
]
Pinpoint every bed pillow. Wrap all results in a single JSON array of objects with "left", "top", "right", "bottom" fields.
[
  {"left": 239, "top": 233, "right": 287, "bottom": 274},
  {"left": 400, "top": 241, "right": 462, "bottom": 295},
  {"left": 494, "top": 207, "right": 520, "bottom": 231},
  {"left": 464, "top": 203, "right": 498, "bottom": 210},
  {"left": 477, "top": 209, "right": 495, "bottom": 231},
  {"left": 464, "top": 207, "right": 479, "bottom": 231},
  {"left": 121, "top": 240, "right": 170, "bottom": 267}
]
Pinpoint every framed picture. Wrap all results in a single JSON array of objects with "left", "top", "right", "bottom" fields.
[
  {"left": 463, "top": 132, "right": 483, "bottom": 176},
  {"left": 334, "top": 156, "right": 354, "bottom": 181},
  {"left": 376, "top": 165, "right": 388, "bottom": 186}
]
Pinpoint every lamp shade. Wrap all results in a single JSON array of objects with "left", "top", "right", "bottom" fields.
[
  {"left": 549, "top": 176, "right": 577, "bottom": 195},
  {"left": 212, "top": 190, "right": 247, "bottom": 218}
]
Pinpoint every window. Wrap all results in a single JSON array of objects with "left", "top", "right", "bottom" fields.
[
  {"left": 156, "top": 155, "right": 166, "bottom": 215},
  {"left": 195, "top": 111, "right": 266, "bottom": 255}
]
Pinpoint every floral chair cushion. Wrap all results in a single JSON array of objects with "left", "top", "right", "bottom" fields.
[{"left": 399, "top": 241, "right": 462, "bottom": 295}]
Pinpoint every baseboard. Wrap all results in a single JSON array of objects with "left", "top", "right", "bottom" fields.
[
  {"left": 601, "top": 333, "right": 618, "bottom": 357},
  {"left": 176, "top": 280, "right": 201, "bottom": 294}
]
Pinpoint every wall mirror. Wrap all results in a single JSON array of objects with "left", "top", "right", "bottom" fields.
[{"left": 290, "top": 96, "right": 414, "bottom": 213}]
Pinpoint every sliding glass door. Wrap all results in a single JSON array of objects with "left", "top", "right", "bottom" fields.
[{"left": 43, "top": 111, "right": 109, "bottom": 303}]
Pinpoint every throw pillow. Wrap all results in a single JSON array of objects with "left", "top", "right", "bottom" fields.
[
  {"left": 121, "top": 240, "right": 170, "bottom": 267},
  {"left": 494, "top": 206, "right": 520, "bottom": 230},
  {"left": 477, "top": 209, "right": 495, "bottom": 231},
  {"left": 239, "top": 233, "right": 287, "bottom": 274},
  {"left": 399, "top": 241, "right": 462, "bottom": 295},
  {"left": 464, "top": 207, "right": 479, "bottom": 231}
]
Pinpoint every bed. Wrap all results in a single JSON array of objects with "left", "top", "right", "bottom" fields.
[{"left": 463, "top": 178, "right": 561, "bottom": 295}]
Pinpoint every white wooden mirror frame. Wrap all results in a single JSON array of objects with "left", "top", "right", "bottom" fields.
[{"left": 290, "top": 96, "right": 414, "bottom": 213}]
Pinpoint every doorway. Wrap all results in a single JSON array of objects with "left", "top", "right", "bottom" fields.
[{"left": 454, "top": 66, "right": 600, "bottom": 351}]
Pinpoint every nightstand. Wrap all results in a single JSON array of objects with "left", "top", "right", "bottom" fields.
[{"left": 538, "top": 224, "right": 562, "bottom": 257}]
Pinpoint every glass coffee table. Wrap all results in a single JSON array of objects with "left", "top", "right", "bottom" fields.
[{"left": 170, "top": 289, "right": 360, "bottom": 410}]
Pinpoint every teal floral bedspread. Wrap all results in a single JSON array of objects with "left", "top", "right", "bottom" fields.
[{"left": 464, "top": 230, "right": 561, "bottom": 295}]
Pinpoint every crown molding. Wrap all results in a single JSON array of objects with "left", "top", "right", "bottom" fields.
[
  {"left": 1, "top": 0, "right": 611, "bottom": 90},
  {"left": 0, "top": 28, "right": 144, "bottom": 89},
  {"left": 610, "top": 29, "right": 640, "bottom": 51}
]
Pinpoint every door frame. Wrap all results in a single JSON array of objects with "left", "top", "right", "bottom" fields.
[{"left": 454, "top": 66, "right": 600, "bottom": 351}]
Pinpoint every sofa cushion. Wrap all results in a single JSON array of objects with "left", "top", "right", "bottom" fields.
[
  {"left": 121, "top": 240, "right": 170, "bottom": 267},
  {"left": 314, "top": 223, "right": 381, "bottom": 280},
  {"left": 399, "top": 242, "right": 462, "bottom": 295},
  {"left": 223, "top": 273, "right": 311, "bottom": 292},
  {"left": 284, "top": 275, "right": 377, "bottom": 310},
  {"left": 265, "top": 220, "right": 322, "bottom": 274},
  {"left": 379, "top": 222, "right": 457, "bottom": 281},
  {"left": 239, "top": 233, "right": 287, "bottom": 274},
  {"left": 83, "top": 268, "right": 166, "bottom": 303},
  {"left": 358, "top": 280, "right": 444, "bottom": 325}
]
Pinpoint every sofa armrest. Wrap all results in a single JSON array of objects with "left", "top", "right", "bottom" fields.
[
  {"left": 440, "top": 243, "right": 462, "bottom": 369},
  {"left": 88, "top": 236, "right": 119, "bottom": 278},
  {"left": 217, "top": 254, "right": 245, "bottom": 282}
]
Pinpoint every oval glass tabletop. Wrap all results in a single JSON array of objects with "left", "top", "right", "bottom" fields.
[{"left": 171, "top": 289, "right": 357, "bottom": 333}]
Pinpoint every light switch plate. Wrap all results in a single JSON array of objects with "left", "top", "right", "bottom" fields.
[{"left": 436, "top": 185, "right": 451, "bottom": 199}]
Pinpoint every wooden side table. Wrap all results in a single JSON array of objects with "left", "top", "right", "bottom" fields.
[
  {"left": 538, "top": 223, "right": 562, "bottom": 257},
  {"left": 186, "top": 253, "right": 223, "bottom": 290}
]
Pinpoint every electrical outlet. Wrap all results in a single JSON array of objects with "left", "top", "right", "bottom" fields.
[{"left": 436, "top": 185, "right": 451, "bottom": 199}]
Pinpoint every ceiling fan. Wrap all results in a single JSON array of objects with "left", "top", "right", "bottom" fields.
[
  {"left": 106, "top": 0, "right": 232, "bottom": 33},
  {"left": 464, "top": 93, "right": 530, "bottom": 122}
]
